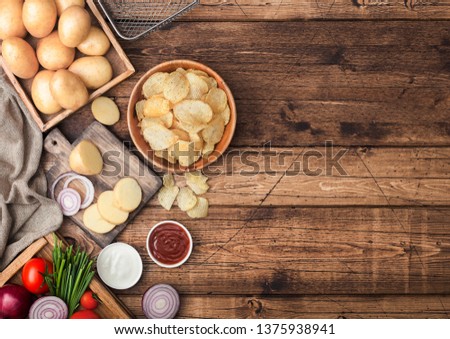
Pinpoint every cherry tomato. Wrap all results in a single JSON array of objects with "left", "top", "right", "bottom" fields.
[
  {"left": 22, "top": 258, "right": 52, "bottom": 294},
  {"left": 80, "top": 290, "right": 99, "bottom": 310},
  {"left": 70, "top": 310, "right": 101, "bottom": 319}
]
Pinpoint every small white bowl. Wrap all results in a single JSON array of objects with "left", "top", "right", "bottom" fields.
[
  {"left": 97, "top": 242, "right": 143, "bottom": 289},
  {"left": 146, "top": 220, "right": 193, "bottom": 268}
]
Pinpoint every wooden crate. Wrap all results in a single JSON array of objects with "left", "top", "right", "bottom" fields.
[
  {"left": 0, "top": 0, "right": 135, "bottom": 132},
  {"left": 0, "top": 234, "right": 132, "bottom": 319}
]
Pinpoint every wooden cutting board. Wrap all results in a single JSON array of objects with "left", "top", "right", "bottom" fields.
[{"left": 43, "top": 122, "right": 162, "bottom": 248}]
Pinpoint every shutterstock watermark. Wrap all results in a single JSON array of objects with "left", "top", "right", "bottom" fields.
[{"left": 100, "top": 141, "right": 349, "bottom": 178}]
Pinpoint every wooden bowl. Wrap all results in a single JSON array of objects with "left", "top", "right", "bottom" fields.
[{"left": 127, "top": 60, "right": 236, "bottom": 173}]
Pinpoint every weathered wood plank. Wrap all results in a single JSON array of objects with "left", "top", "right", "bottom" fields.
[
  {"left": 58, "top": 21, "right": 450, "bottom": 146},
  {"left": 119, "top": 294, "right": 450, "bottom": 319}
]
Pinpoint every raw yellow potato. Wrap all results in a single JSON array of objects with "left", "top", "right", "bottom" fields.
[
  {"left": 143, "top": 72, "right": 168, "bottom": 98},
  {"left": 186, "top": 197, "right": 209, "bottom": 219},
  {"left": 143, "top": 96, "right": 171, "bottom": 118},
  {"left": 186, "top": 73, "right": 208, "bottom": 100},
  {"left": 97, "top": 191, "right": 129, "bottom": 225},
  {"left": 174, "top": 100, "right": 213, "bottom": 126},
  {"left": 69, "top": 140, "right": 103, "bottom": 175},
  {"left": 77, "top": 26, "right": 110, "bottom": 56},
  {"left": 55, "top": 0, "right": 85, "bottom": 16},
  {"left": 68, "top": 56, "right": 113, "bottom": 90},
  {"left": 176, "top": 187, "right": 197, "bottom": 211},
  {"left": 58, "top": 5, "right": 91, "bottom": 47},
  {"left": 36, "top": 31, "right": 75, "bottom": 70},
  {"left": 22, "top": 0, "right": 57, "bottom": 38},
  {"left": 158, "top": 185, "right": 179, "bottom": 211},
  {"left": 202, "top": 115, "right": 225, "bottom": 145},
  {"left": 2, "top": 38, "right": 39, "bottom": 79},
  {"left": 31, "top": 70, "right": 62, "bottom": 115},
  {"left": 50, "top": 69, "right": 89, "bottom": 110},
  {"left": 113, "top": 177, "right": 142, "bottom": 212},
  {"left": 163, "top": 71, "right": 189, "bottom": 103},
  {"left": 91, "top": 97, "right": 120, "bottom": 126},
  {"left": 0, "top": 0, "right": 27, "bottom": 39},
  {"left": 135, "top": 100, "right": 146, "bottom": 121},
  {"left": 83, "top": 204, "right": 116, "bottom": 234},
  {"left": 143, "top": 123, "right": 179, "bottom": 151},
  {"left": 185, "top": 171, "right": 209, "bottom": 195},
  {"left": 205, "top": 87, "right": 228, "bottom": 114}
]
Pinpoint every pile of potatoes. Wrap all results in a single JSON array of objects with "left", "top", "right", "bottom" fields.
[{"left": 0, "top": 0, "right": 113, "bottom": 114}]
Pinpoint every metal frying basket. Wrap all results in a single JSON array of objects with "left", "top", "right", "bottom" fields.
[{"left": 97, "top": 0, "right": 199, "bottom": 41}]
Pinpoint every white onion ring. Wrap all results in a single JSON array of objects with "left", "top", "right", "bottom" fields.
[
  {"left": 142, "top": 284, "right": 180, "bottom": 319},
  {"left": 63, "top": 174, "right": 95, "bottom": 209},
  {"left": 57, "top": 188, "right": 81, "bottom": 216},
  {"left": 29, "top": 296, "right": 68, "bottom": 319}
]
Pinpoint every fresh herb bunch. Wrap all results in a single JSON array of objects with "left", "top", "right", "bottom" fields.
[{"left": 44, "top": 234, "right": 95, "bottom": 316}]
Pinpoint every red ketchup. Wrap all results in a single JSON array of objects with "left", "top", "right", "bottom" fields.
[{"left": 148, "top": 222, "right": 191, "bottom": 266}]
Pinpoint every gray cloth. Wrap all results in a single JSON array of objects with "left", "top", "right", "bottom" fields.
[{"left": 0, "top": 69, "right": 62, "bottom": 271}]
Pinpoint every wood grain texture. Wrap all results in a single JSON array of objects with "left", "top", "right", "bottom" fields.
[
  {"left": 43, "top": 122, "right": 161, "bottom": 247},
  {"left": 58, "top": 21, "right": 450, "bottom": 146}
]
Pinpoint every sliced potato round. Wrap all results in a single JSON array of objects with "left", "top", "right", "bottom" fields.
[
  {"left": 91, "top": 97, "right": 120, "bottom": 126},
  {"left": 97, "top": 190, "right": 129, "bottom": 225},
  {"left": 143, "top": 123, "right": 179, "bottom": 151},
  {"left": 143, "top": 72, "right": 168, "bottom": 98},
  {"left": 174, "top": 100, "right": 213, "bottom": 125},
  {"left": 143, "top": 96, "right": 171, "bottom": 118},
  {"left": 187, "top": 197, "right": 209, "bottom": 219},
  {"left": 83, "top": 204, "right": 116, "bottom": 234},
  {"left": 113, "top": 177, "right": 142, "bottom": 212},
  {"left": 158, "top": 185, "right": 179, "bottom": 211},
  {"left": 205, "top": 87, "right": 228, "bottom": 114},
  {"left": 186, "top": 73, "right": 208, "bottom": 100},
  {"left": 176, "top": 187, "right": 197, "bottom": 211},
  {"left": 202, "top": 115, "right": 225, "bottom": 145},
  {"left": 163, "top": 71, "right": 189, "bottom": 104}
]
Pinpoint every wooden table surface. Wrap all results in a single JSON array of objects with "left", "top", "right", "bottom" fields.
[{"left": 55, "top": 1, "right": 450, "bottom": 318}]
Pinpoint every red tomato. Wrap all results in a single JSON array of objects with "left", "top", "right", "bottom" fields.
[
  {"left": 80, "top": 290, "right": 99, "bottom": 310},
  {"left": 70, "top": 310, "right": 101, "bottom": 319},
  {"left": 22, "top": 258, "right": 52, "bottom": 294}
]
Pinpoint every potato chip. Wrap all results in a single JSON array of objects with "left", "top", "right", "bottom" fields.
[
  {"left": 186, "top": 73, "right": 208, "bottom": 100},
  {"left": 221, "top": 104, "right": 231, "bottom": 125},
  {"left": 155, "top": 149, "right": 176, "bottom": 164},
  {"left": 185, "top": 171, "right": 209, "bottom": 195},
  {"left": 143, "top": 72, "right": 168, "bottom": 98},
  {"left": 143, "top": 122, "right": 179, "bottom": 151},
  {"left": 144, "top": 96, "right": 171, "bottom": 118},
  {"left": 200, "top": 76, "right": 217, "bottom": 90},
  {"left": 176, "top": 67, "right": 187, "bottom": 74},
  {"left": 188, "top": 69, "right": 208, "bottom": 77},
  {"left": 176, "top": 187, "right": 197, "bottom": 211},
  {"left": 159, "top": 112, "right": 173, "bottom": 128},
  {"left": 158, "top": 185, "right": 179, "bottom": 211},
  {"left": 171, "top": 128, "right": 190, "bottom": 141},
  {"left": 186, "top": 197, "right": 209, "bottom": 219},
  {"left": 202, "top": 115, "right": 225, "bottom": 145},
  {"left": 205, "top": 87, "right": 227, "bottom": 114},
  {"left": 136, "top": 99, "right": 146, "bottom": 121},
  {"left": 141, "top": 112, "right": 173, "bottom": 129},
  {"left": 189, "top": 132, "right": 204, "bottom": 152},
  {"left": 163, "top": 173, "right": 175, "bottom": 188},
  {"left": 178, "top": 121, "right": 207, "bottom": 134},
  {"left": 174, "top": 100, "right": 213, "bottom": 125},
  {"left": 202, "top": 142, "right": 215, "bottom": 157},
  {"left": 170, "top": 140, "right": 200, "bottom": 167},
  {"left": 163, "top": 71, "right": 189, "bottom": 104}
]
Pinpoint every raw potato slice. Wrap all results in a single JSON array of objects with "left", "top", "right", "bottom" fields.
[
  {"left": 176, "top": 187, "right": 197, "bottom": 211},
  {"left": 163, "top": 71, "right": 189, "bottom": 104},
  {"left": 158, "top": 185, "right": 179, "bottom": 211},
  {"left": 205, "top": 87, "right": 227, "bottom": 114},
  {"left": 69, "top": 140, "right": 103, "bottom": 175},
  {"left": 187, "top": 197, "right": 209, "bottom": 219},
  {"left": 144, "top": 96, "right": 171, "bottom": 118},
  {"left": 221, "top": 104, "right": 231, "bottom": 125},
  {"left": 202, "top": 115, "right": 225, "bottom": 145},
  {"left": 185, "top": 171, "right": 209, "bottom": 195},
  {"left": 91, "top": 97, "right": 120, "bottom": 126},
  {"left": 83, "top": 204, "right": 116, "bottom": 234},
  {"left": 97, "top": 190, "right": 129, "bottom": 225},
  {"left": 174, "top": 100, "right": 213, "bottom": 125},
  {"left": 163, "top": 173, "right": 175, "bottom": 188},
  {"left": 186, "top": 73, "right": 208, "bottom": 100},
  {"left": 136, "top": 100, "right": 146, "bottom": 121},
  {"left": 143, "top": 123, "right": 179, "bottom": 151},
  {"left": 143, "top": 72, "right": 168, "bottom": 98},
  {"left": 113, "top": 177, "right": 142, "bottom": 212}
]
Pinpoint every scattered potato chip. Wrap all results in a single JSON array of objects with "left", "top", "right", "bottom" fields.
[
  {"left": 158, "top": 185, "right": 179, "bottom": 211},
  {"left": 163, "top": 173, "right": 175, "bottom": 188},
  {"left": 205, "top": 87, "right": 227, "bottom": 114},
  {"left": 186, "top": 197, "right": 209, "bottom": 219},
  {"left": 186, "top": 73, "right": 208, "bottom": 100},
  {"left": 136, "top": 99, "right": 146, "bottom": 121},
  {"left": 174, "top": 100, "right": 213, "bottom": 125},
  {"left": 176, "top": 187, "right": 197, "bottom": 211},
  {"left": 185, "top": 171, "right": 209, "bottom": 195},
  {"left": 188, "top": 69, "right": 208, "bottom": 77},
  {"left": 221, "top": 104, "right": 231, "bottom": 125},
  {"left": 171, "top": 128, "right": 190, "bottom": 141},
  {"left": 143, "top": 72, "right": 168, "bottom": 98},
  {"left": 200, "top": 76, "right": 217, "bottom": 90},
  {"left": 143, "top": 123, "right": 179, "bottom": 151},
  {"left": 163, "top": 71, "right": 189, "bottom": 103},
  {"left": 144, "top": 96, "right": 171, "bottom": 118},
  {"left": 202, "top": 115, "right": 225, "bottom": 145},
  {"left": 202, "top": 142, "right": 215, "bottom": 157}
]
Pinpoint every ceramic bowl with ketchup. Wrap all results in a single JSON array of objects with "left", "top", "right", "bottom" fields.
[{"left": 146, "top": 220, "right": 193, "bottom": 268}]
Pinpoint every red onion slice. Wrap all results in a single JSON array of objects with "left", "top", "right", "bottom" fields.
[
  {"left": 50, "top": 172, "right": 77, "bottom": 200},
  {"left": 142, "top": 284, "right": 180, "bottom": 319},
  {"left": 29, "top": 296, "right": 68, "bottom": 319},
  {"left": 63, "top": 174, "right": 95, "bottom": 209},
  {"left": 57, "top": 188, "right": 81, "bottom": 216}
]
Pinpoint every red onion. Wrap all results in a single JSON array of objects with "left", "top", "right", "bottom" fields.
[
  {"left": 50, "top": 172, "right": 77, "bottom": 200},
  {"left": 0, "top": 284, "right": 33, "bottom": 319},
  {"left": 142, "top": 284, "right": 180, "bottom": 319},
  {"left": 63, "top": 174, "right": 94, "bottom": 209},
  {"left": 29, "top": 296, "right": 68, "bottom": 319},
  {"left": 57, "top": 188, "right": 82, "bottom": 216}
]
